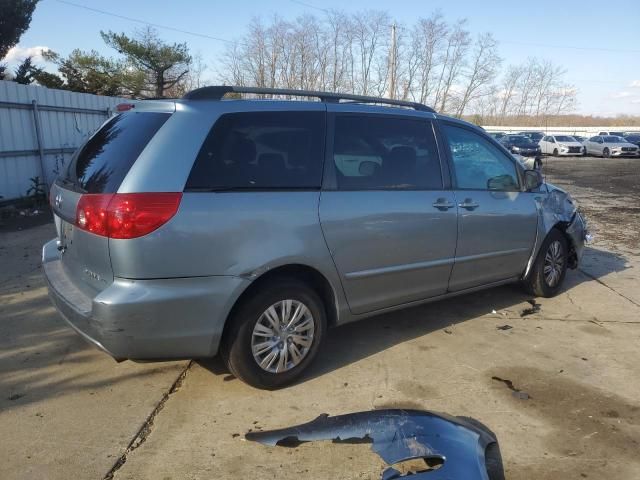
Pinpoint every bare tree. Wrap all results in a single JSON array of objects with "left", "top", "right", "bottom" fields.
[
  {"left": 216, "top": 9, "right": 576, "bottom": 119},
  {"left": 433, "top": 20, "right": 471, "bottom": 113},
  {"left": 455, "top": 33, "right": 500, "bottom": 117},
  {"left": 498, "top": 65, "right": 523, "bottom": 119},
  {"left": 351, "top": 10, "right": 390, "bottom": 95}
]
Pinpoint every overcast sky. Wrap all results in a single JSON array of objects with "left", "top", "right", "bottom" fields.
[{"left": 7, "top": 0, "right": 640, "bottom": 116}]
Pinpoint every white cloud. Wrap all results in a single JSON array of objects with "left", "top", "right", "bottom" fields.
[
  {"left": 3, "top": 45, "right": 51, "bottom": 64},
  {"left": 629, "top": 80, "right": 640, "bottom": 88}
]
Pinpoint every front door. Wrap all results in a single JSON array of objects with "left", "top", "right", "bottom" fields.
[
  {"left": 319, "top": 111, "right": 457, "bottom": 314},
  {"left": 439, "top": 122, "right": 538, "bottom": 292}
]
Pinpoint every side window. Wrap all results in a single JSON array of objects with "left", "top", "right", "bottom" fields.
[
  {"left": 542, "top": 136, "right": 549, "bottom": 142},
  {"left": 332, "top": 115, "right": 442, "bottom": 190},
  {"left": 186, "top": 111, "right": 325, "bottom": 190},
  {"left": 442, "top": 124, "right": 520, "bottom": 192}
]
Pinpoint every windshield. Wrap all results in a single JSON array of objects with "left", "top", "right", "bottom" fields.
[
  {"left": 604, "top": 136, "right": 624, "bottom": 143},
  {"left": 506, "top": 135, "right": 530, "bottom": 142},
  {"left": 625, "top": 135, "right": 640, "bottom": 142},
  {"left": 555, "top": 136, "right": 574, "bottom": 142},
  {"left": 610, "top": 132, "right": 624, "bottom": 137}
]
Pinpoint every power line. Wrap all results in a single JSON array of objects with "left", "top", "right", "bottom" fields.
[
  {"left": 289, "top": 0, "right": 640, "bottom": 54},
  {"left": 52, "top": 0, "right": 242, "bottom": 46},
  {"left": 53, "top": 0, "right": 640, "bottom": 56}
]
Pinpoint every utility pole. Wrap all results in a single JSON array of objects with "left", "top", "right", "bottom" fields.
[{"left": 388, "top": 22, "right": 397, "bottom": 99}]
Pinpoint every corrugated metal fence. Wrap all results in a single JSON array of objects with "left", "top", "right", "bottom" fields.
[{"left": 0, "top": 80, "right": 130, "bottom": 201}]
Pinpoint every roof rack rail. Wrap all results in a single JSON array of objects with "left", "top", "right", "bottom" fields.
[{"left": 182, "top": 85, "right": 435, "bottom": 113}]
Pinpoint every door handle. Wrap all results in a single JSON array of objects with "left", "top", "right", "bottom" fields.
[
  {"left": 432, "top": 198, "right": 455, "bottom": 210},
  {"left": 458, "top": 198, "right": 479, "bottom": 210}
]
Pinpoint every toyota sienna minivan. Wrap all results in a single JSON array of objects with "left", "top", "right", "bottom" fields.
[{"left": 43, "top": 86, "right": 588, "bottom": 389}]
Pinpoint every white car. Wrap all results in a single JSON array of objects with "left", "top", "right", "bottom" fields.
[
  {"left": 539, "top": 135, "right": 585, "bottom": 156},
  {"left": 584, "top": 135, "right": 640, "bottom": 158}
]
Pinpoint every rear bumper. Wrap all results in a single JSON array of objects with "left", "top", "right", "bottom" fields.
[{"left": 42, "top": 239, "right": 249, "bottom": 360}]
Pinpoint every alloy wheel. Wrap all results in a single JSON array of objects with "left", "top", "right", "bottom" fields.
[
  {"left": 251, "top": 299, "right": 315, "bottom": 373},
  {"left": 543, "top": 240, "right": 564, "bottom": 287}
]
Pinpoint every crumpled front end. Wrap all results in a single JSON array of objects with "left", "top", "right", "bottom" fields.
[{"left": 525, "top": 182, "right": 590, "bottom": 278}]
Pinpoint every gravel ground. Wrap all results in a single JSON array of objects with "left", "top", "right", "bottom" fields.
[{"left": 543, "top": 156, "right": 640, "bottom": 253}]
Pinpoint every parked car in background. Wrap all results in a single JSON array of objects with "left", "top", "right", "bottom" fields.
[
  {"left": 539, "top": 135, "right": 585, "bottom": 156},
  {"left": 519, "top": 131, "right": 544, "bottom": 143},
  {"left": 489, "top": 131, "right": 506, "bottom": 140},
  {"left": 42, "top": 86, "right": 588, "bottom": 389},
  {"left": 583, "top": 135, "right": 640, "bottom": 157},
  {"left": 598, "top": 131, "right": 625, "bottom": 137},
  {"left": 499, "top": 134, "right": 542, "bottom": 158},
  {"left": 572, "top": 135, "right": 586, "bottom": 143},
  {"left": 623, "top": 134, "right": 640, "bottom": 148}
]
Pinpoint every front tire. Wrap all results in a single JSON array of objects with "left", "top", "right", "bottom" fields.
[
  {"left": 552, "top": 148, "right": 559, "bottom": 157},
  {"left": 603, "top": 147, "right": 610, "bottom": 158},
  {"left": 221, "top": 280, "right": 327, "bottom": 389},
  {"left": 523, "top": 229, "right": 569, "bottom": 298}
]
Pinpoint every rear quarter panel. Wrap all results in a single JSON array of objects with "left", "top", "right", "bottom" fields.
[{"left": 109, "top": 191, "right": 345, "bottom": 292}]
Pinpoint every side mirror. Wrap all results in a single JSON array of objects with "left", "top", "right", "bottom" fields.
[{"left": 523, "top": 169, "right": 543, "bottom": 191}]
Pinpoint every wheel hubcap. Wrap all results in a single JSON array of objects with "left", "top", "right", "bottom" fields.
[
  {"left": 543, "top": 240, "right": 564, "bottom": 287},
  {"left": 251, "top": 299, "right": 315, "bottom": 373}
]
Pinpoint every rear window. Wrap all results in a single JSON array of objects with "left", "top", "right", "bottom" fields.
[
  {"left": 64, "top": 112, "right": 170, "bottom": 193},
  {"left": 185, "top": 111, "right": 325, "bottom": 190}
]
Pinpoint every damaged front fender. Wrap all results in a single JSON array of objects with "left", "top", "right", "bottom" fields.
[
  {"left": 245, "top": 409, "right": 503, "bottom": 480},
  {"left": 524, "top": 182, "right": 589, "bottom": 278}
]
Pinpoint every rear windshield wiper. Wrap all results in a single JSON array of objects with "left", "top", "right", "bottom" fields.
[{"left": 56, "top": 178, "right": 87, "bottom": 194}]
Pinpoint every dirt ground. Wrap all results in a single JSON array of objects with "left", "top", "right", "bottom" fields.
[{"left": 1, "top": 157, "right": 639, "bottom": 480}]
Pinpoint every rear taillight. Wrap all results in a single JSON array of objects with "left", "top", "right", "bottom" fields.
[{"left": 75, "top": 193, "right": 182, "bottom": 239}]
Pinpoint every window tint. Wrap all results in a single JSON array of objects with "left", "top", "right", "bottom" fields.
[
  {"left": 64, "top": 112, "right": 170, "bottom": 193},
  {"left": 186, "top": 111, "right": 325, "bottom": 190},
  {"left": 442, "top": 124, "right": 519, "bottom": 191},
  {"left": 331, "top": 115, "right": 442, "bottom": 190}
]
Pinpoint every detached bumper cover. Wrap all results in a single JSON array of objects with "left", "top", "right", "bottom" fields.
[
  {"left": 42, "top": 239, "right": 249, "bottom": 360},
  {"left": 246, "top": 409, "right": 501, "bottom": 480}
]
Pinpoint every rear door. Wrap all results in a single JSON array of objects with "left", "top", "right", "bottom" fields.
[
  {"left": 439, "top": 122, "right": 538, "bottom": 291},
  {"left": 50, "top": 110, "right": 172, "bottom": 296},
  {"left": 319, "top": 109, "right": 457, "bottom": 314}
]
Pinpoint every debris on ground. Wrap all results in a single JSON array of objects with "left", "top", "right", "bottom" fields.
[
  {"left": 520, "top": 299, "right": 541, "bottom": 317},
  {"left": 491, "top": 376, "right": 531, "bottom": 400},
  {"left": 246, "top": 409, "right": 503, "bottom": 480},
  {"left": 496, "top": 325, "right": 513, "bottom": 331},
  {"left": 443, "top": 328, "right": 453, "bottom": 335}
]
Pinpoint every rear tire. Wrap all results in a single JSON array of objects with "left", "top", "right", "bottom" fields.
[
  {"left": 523, "top": 229, "right": 569, "bottom": 298},
  {"left": 221, "top": 280, "right": 326, "bottom": 389}
]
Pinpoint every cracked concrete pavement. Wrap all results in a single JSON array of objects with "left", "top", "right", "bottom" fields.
[{"left": 1, "top": 157, "right": 639, "bottom": 479}]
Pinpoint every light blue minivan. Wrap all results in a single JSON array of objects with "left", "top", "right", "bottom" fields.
[{"left": 43, "top": 86, "right": 587, "bottom": 388}]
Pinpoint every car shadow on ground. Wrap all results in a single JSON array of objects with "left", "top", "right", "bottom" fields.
[
  {"left": 0, "top": 268, "right": 181, "bottom": 414},
  {"left": 199, "top": 245, "right": 629, "bottom": 384}
]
